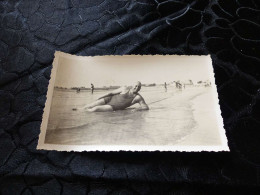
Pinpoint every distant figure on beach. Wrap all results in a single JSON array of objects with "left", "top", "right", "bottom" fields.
[
  {"left": 164, "top": 82, "right": 167, "bottom": 92},
  {"left": 77, "top": 88, "right": 80, "bottom": 93},
  {"left": 175, "top": 81, "right": 182, "bottom": 89},
  {"left": 91, "top": 83, "right": 94, "bottom": 94},
  {"left": 73, "top": 81, "right": 149, "bottom": 112}
]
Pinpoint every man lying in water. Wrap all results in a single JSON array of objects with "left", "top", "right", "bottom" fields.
[{"left": 73, "top": 81, "right": 149, "bottom": 112}]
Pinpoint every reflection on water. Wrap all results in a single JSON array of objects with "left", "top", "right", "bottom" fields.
[{"left": 45, "top": 86, "right": 207, "bottom": 145}]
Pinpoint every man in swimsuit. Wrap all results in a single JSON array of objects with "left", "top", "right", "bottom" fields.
[{"left": 73, "top": 81, "right": 149, "bottom": 112}]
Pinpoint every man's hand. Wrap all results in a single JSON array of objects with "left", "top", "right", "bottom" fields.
[{"left": 131, "top": 107, "right": 149, "bottom": 112}]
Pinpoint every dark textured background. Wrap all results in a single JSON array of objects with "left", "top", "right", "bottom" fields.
[{"left": 0, "top": 0, "right": 260, "bottom": 194}]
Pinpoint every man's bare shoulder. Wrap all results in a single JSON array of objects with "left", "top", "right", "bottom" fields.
[
  {"left": 111, "top": 86, "right": 126, "bottom": 94},
  {"left": 120, "top": 86, "right": 130, "bottom": 92},
  {"left": 124, "top": 86, "right": 131, "bottom": 90}
]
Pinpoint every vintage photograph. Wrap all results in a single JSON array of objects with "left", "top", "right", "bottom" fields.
[{"left": 37, "top": 52, "right": 229, "bottom": 151}]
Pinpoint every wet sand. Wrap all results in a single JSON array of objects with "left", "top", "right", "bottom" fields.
[
  {"left": 45, "top": 86, "right": 223, "bottom": 146},
  {"left": 177, "top": 89, "right": 222, "bottom": 146}
]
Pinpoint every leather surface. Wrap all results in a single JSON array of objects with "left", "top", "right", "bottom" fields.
[{"left": 0, "top": 0, "right": 260, "bottom": 194}]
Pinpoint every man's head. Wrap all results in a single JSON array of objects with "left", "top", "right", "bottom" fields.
[{"left": 132, "top": 81, "right": 142, "bottom": 93}]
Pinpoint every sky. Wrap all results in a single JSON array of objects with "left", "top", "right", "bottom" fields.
[{"left": 54, "top": 54, "right": 214, "bottom": 88}]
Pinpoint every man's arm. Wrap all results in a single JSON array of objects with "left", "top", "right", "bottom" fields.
[
  {"left": 97, "top": 87, "right": 124, "bottom": 99},
  {"left": 131, "top": 94, "right": 149, "bottom": 111}
]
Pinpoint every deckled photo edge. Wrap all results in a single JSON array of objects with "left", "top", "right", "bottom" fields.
[
  {"left": 37, "top": 51, "right": 61, "bottom": 150},
  {"left": 207, "top": 56, "right": 229, "bottom": 151}
]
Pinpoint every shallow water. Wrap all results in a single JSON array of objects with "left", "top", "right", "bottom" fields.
[{"left": 45, "top": 86, "right": 211, "bottom": 145}]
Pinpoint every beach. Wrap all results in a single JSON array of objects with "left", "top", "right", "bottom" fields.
[{"left": 45, "top": 86, "right": 222, "bottom": 146}]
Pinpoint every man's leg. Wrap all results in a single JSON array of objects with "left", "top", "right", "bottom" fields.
[
  {"left": 87, "top": 105, "right": 113, "bottom": 112},
  {"left": 73, "top": 98, "right": 106, "bottom": 111},
  {"left": 85, "top": 98, "right": 106, "bottom": 109}
]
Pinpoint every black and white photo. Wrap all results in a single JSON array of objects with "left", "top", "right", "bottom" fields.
[{"left": 37, "top": 52, "right": 229, "bottom": 151}]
